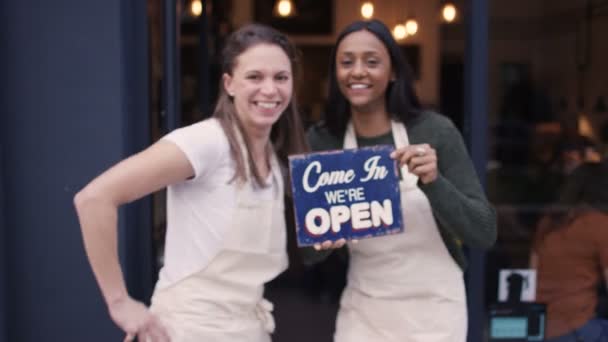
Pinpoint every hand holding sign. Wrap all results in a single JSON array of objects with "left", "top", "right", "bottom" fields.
[
  {"left": 289, "top": 146, "right": 404, "bottom": 246},
  {"left": 390, "top": 143, "right": 438, "bottom": 184},
  {"left": 313, "top": 238, "right": 348, "bottom": 251}
]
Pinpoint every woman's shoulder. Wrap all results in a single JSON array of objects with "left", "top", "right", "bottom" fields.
[
  {"left": 163, "top": 118, "right": 229, "bottom": 154},
  {"left": 183, "top": 117, "right": 223, "bottom": 134},
  {"left": 407, "top": 110, "right": 461, "bottom": 144},
  {"left": 160, "top": 118, "right": 230, "bottom": 180},
  {"left": 579, "top": 209, "right": 608, "bottom": 224},
  {"left": 306, "top": 122, "right": 342, "bottom": 151},
  {"left": 567, "top": 210, "right": 608, "bottom": 244},
  {"left": 409, "top": 110, "right": 457, "bottom": 131},
  {"left": 172, "top": 118, "right": 226, "bottom": 140}
]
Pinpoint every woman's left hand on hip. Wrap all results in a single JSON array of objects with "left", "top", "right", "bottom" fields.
[{"left": 390, "top": 144, "right": 438, "bottom": 184}]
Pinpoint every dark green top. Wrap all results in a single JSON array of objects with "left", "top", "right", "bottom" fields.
[{"left": 302, "top": 111, "right": 497, "bottom": 270}]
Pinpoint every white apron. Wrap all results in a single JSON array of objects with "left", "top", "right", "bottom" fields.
[
  {"left": 334, "top": 120, "right": 467, "bottom": 342},
  {"left": 150, "top": 149, "right": 287, "bottom": 342}
]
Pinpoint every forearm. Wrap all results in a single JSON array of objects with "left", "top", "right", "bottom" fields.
[
  {"left": 412, "top": 118, "right": 497, "bottom": 250},
  {"left": 75, "top": 193, "right": 128, "bottom": 307},
  {"left": 421, "top": 174, "right": 497, "bottom": 249}
]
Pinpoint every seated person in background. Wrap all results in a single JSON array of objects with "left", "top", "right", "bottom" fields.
[{"left": 530, "top": 162, "right": 608, "bottom": 341}]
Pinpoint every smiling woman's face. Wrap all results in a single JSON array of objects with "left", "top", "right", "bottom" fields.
[
  {"left": 335, "top": 30, "right": 393, "bottom": 113},
  {"left": 223, "top": 43, "right": 293, "bottom": 131}
]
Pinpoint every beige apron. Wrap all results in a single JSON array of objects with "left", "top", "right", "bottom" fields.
[
  {"left": 150, "top": 148, "right": 287, "bottom": 342},
  {"left": 334, "top": 120, "right": 467, "bottom": 342}
]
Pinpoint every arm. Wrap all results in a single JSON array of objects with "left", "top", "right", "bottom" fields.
[
  {"left": 419, "top": 123, "right": 497, "bottom": 249},
  {"left": 74, "top": 140, "right": 192, "bottom": 339}
]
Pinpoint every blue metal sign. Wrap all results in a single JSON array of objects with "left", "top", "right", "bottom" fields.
[{"left": 289, "top": 145, "right": 404, "bottom": 246}]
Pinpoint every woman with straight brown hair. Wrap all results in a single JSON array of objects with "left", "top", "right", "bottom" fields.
[{"left": 74, "top": 23, "right": 307, "bottom": 341}]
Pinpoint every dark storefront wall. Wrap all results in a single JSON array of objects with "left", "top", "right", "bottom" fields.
[
  {"left": 0, "top": 147, "right": 6, "bottom": 341},
  {"left": 0, "top": 1, "right": 152, "bottom": 341}
]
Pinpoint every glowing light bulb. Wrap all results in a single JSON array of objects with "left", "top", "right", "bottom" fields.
[
  {"left": 361, "top": 2, "right": 374, "bottom": 19},
  {"left": 405, "top": 19, "right": 418, "bottom": 35},
  {"left": 442, "top": 3, "right": 457, "bottom": 23},
  {"left": 277, "top": 0, "right": 293, "bottom": 17},
  {"left": 393, "top": 24, "right": 407, "bottom": 40},
  {"left": 190, "top": 0, "right": 202, "bottom": 17}
]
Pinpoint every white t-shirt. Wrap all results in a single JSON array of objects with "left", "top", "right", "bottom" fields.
[{"left": 155, "top": 118, "right": 274, "bottom": 289}]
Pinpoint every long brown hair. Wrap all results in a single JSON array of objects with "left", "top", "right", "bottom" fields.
[{"left": 213, "top": 23, "right": 308, "bottom": 186}]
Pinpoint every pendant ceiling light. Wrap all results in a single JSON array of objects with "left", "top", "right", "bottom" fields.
[
  {"left": 405, "top": 18, "right": 418, "bottom": 35},
  {"left": 274, "top": 0, "right": 296, "bottom": 18},
  {"left": 442, "top": 2, "right": 457, "bottom": 23},
  {"left": 392, "top": 23, "right": 408, "bottom": 40},
  {"left": 361, "top": 1, "right": 374, "bottom": 19},
  {"left": 190, "top": 0, "right": 202, "bottom": 17}
]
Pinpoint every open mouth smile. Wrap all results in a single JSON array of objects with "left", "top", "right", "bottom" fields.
[
  {"left": 254, "top": 101, "right": 281, "bottom": 109},
  {"left": 348, "top": 83, "right": 372, "bottom": 90}
]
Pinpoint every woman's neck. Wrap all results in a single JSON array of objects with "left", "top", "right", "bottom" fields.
[{"left": 351, "top": 108, "right": 391, "bottom": 137}]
